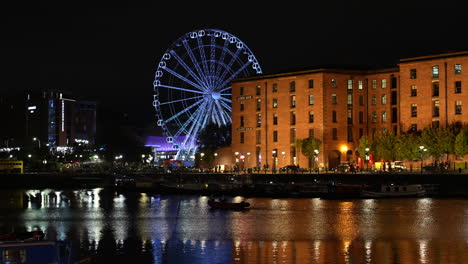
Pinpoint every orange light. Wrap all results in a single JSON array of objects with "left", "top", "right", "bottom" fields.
[{"left": 341, "top": 145, "right": 348, "bottom": 152}]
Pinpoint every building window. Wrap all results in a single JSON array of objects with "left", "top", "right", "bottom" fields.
[
  {"left": 432, "top": 121, "right": 440, "bottom": 129},
  {"left": 347, "top": 127, "right": 353, "bottom": 142},
  {"left": 309, "top": 111, "right": 314, "bottom": 123},
  {"left": 392, "top": 107, "right": 397, "bottom": 123},
  {"left": 309, "top": 129, "right": 314, "bottom": 138},
  {"left": 381, "top": 94, "right": 387, "bottom": 105},
  {"left": 273, "top": 131, "right": 278, "bottom": 142},
  {"left": 391, "top": 91, "right": 397, "bottom": 105},
  {"left": 382, "top": 111, "right": 387, "bottom": 123},
  {"left": 432, "top": 100, "right": 439, "bottom": 117},
  {"left": 332, "top": 128, "right": 338, "bottom": 140},
  {"left": 291, "top": 111, "right": 296, "bottom": 125},
  {"left": 240, "top": 132, "right": 244, "bottom": 144},
  {"left": 290, "top": 146, "right": 296, "bottom": 164},
  {"left": 359, "top": 95, "right": 364, "bottom": 106},
  {"left": 256, "top": 130, "right": 261, "bottom": 144},
  {"left": 358, "top": 80, "right": 363, "bottom": 89},
  {"left": 372, "top": 111, "right": 377, "bottom": 123},
  {"left": 290, "top": 128, "right": 296, "bottom": 143},
  {"left": 256, "top": 85, "right": 261, "bottom": 96},
  {"left": 332, "top": 110, "right": 337, "bottom": 123},
  {"left": 240, "top": 101, "right": 244, "bottom": 111},
  {"left": 455, "top": 101, "right": 462, "bottom": 115},
  {"left": 347, "top": 80, "right": 353, "bottom": 90},
  {"left": 309, "top": 95, "right": 314, "bottom": 105},
  {"left": 455, "top": 81, "right": 462, "bottom": 93},
  {"left": 332, "top": 94, "right": 337, "bottom": 105},
  {"left": 411, "top": 124, "right": 417, "bottom": 132},
  {"left": 309, "top": 79, "right": 314, "bottom": 88},
  {"left": 272, "top": 83, "right": 278, "bottom": 92},
  {"left": 432, "top": 65, "right": 439, "bottom": 78},
  {"left": 391, "top": 77, "right": 397, "bottom": 88},
  {"left": 290, "top": 81, "right": 296, "bottom": 92},
  {"left": 256, "top": 98, "right": 261, "bottom": 111},
  {"left": 411, "top": 104, "right": 417, "bottom": 117},
  {"left": 372, "top": 80, "right": 377, "bottom": 89},
  {"left": 433, "top": 82, "right": 439, "bottom": 97},
  {"left": 359, "top": 128, "right": 364, "bottom": 139},
  {"left": 381, "top": 79, "right": 387, "bottom": 88},
  {"left": 290, "top": 95, "right": 296, "bottom": 108},
  {"left": 410, "top": 69, "right": 417, "bottom": 79},
  {"left": 273, "top": 113, "right": 278, "bottom": 125},
  {"left": 256, "top": 113, "right": 261, "bottom": 127},
  {"left": 331, "top": 79, "right": 337, "bottom": 88},
  {"left": 347, "top": 93, "right": 353, "bottom": 106},
  {"left": 347, "top": 109, "right": 353, "bottom": 124},
  {"left": 372, "top": 94, "right": 377, "bottom": 105},
  {"left": 273, "top": 98, "right": 278, "bottom": 108},
  {"left": 411, "top": 85, "right": 417, "bottom": 96},
  {"left": 240, "top": 87, "right": 244, "bottom": 95},
  {"left": 455, "top": 64, "right": 462, "bottom": 75},
  {"left": 359, "top": 111, "right": 363, "bottom": 124},
  {"left": 240, "top": 116, "right": 244, "bottom": 127}
]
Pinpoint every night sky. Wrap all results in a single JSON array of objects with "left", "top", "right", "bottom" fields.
[{"left": 2, "top": 1, "right": 467, "bottom": 131}]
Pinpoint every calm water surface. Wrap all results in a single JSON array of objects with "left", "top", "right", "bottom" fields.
[{"left": 1, "top": 188, "right": 468, "bottom": 263}]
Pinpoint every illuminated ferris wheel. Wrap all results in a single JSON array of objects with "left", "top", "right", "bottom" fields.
[{"left": 152, "top": 29, "right": 262, "bottom": 160}]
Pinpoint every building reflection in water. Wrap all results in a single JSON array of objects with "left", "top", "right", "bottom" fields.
[{"left": 2, "top": 190, "right": 468, "bottom": 263}]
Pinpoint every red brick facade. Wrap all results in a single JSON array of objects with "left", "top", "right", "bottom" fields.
[{"left": 230, "top": 51, "right": 467, "bottom": 170}]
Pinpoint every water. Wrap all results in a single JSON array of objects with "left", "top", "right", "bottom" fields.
[{"left": 1, "top": 188, "right": 468, "bottom": 263}]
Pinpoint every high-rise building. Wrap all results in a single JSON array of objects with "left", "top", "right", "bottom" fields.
[{"left": 230, "top": 51, "right": 467, "bottom": 170}]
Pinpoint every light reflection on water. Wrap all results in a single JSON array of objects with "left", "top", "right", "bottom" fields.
[{"left": 1, "top": 188, "right": 468, "bottom": 263}]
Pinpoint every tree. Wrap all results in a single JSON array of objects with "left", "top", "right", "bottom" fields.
[
  {"left": 455, "top": 128, "right": 468, "bottom": 158},
  {"left": 356, "top": 136, "right": 371, "bottom": 158},
  {"left": 373, "top": 130, "right": 398, "bottom": 161},
  {"left": 420, "top": 127, "right": 446, "bottom": 163},
  {"left": 396, "top": 132, "right": 422, "bottom": 161},
  {"left": 197, "top": 123, "right": 231, "bottom": 149},
  {"left": 301, "top": 137, "right": 322, "bottom": 168},
  {"left": 294, "top": 139, "right": 303, "bottom": 166}
]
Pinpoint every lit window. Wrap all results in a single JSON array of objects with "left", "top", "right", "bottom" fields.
[
  {"left": 272, "top": 83, "right": 278, "bottom": 92},
  {"left": 381, "top": 94, "right": 387, "bottom": 105},
  {"left": 381, "top": 79, "right": 387, "bottom": 88},
  {"left": 347, "top": 93, "right": 353, "bottom": 106},
  {"left": 411, "top": 104, "right": 417, "bottom": 117},
  {"left": 290, "top": 95, "right": 296, "bottom": 108},
  {"left": 372, "top": 80, "right": 377, "bottom": 89},
  {"left": 331, "top": 79, "right": 337, "bottom": 88},
  {"left": 309, "top": 111, "right": 314, "bottom": 123},
  {"left": 410, "top": 69, "right": 417, "bottom": 79},
  {"left": 309, "top": 95, "right": 314, "bottom": 105},
  {"left": 433, "top": 100, "right": 440, "bottom": 117},
  {"left": 411, "top": 85, "right": 417, "bottom": 96},
  {"left": 372, "top": 111, "right": 377, "bottom": 123},
  {"left": 358, "top": 80, "right": 363, "bottom": 89},
  {"left": 347, "top": 80, "right": 353, "bottom": 90},
  {"left": 455, "top": 64, "right": 462, "bottom": 75},
  {"left": 382, "top": 111, "right": 387, "bottom": 123},
  {"left": 455, "top": 101, "right": 462, "bottom": 115},
  {"left": 273, "top": 98, "right": 278, "bottom": 108},
  {"left": 372, "top": 95, "right": 377, "bottom": 105},
  {"left": 332, "top": 94, "right": 337, "bottom": 105},
  {"left": 256, "top": 85, "right": 261, "bottom": 96},
  {"left": 273, "top": 113, "right": 278, "bottom": 125},
  {"left": 432, "top": 65, "right": 439, "bottom": 78}
]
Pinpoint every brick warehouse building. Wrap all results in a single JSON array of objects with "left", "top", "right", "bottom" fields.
[{"left": 229, "top": 51, "right": 467, "bottom": 170}]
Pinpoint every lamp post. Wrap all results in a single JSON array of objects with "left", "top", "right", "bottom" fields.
[
  {"left": 365, "top": 147, "right": 370, "bottom": 171},
  {"left": 272, "top": 150, "right": 277, "bottom": 173},
  {"left": 281, "top": 151, "right": 286, "bottom": 166},
  {"left": 33, "top": 137, "right": 41, "bottom": 148},
  {"left": 314, "top": 149, "right": 319, "bottom": 173},
  {"left": 234, "top": 152, "right": 239, "bottom": 172},
  {"left": 419, "top": 146, "right": 427, "bottom": 173}
]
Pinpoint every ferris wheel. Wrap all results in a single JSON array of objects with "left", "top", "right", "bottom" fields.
[{"left": 152, "top": 29, "right": 262, "bottom": 160}]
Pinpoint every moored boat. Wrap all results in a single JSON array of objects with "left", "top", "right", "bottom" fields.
[
  {"left": 361, "top": 183, "right": 426, "bottom": 198},
  {"left": 208, "top": 199, "right": 250, "bottom": 210}
]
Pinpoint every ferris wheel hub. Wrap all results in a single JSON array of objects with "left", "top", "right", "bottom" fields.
[{"left": 211, "top": 91, "right": 221, "bottom": 100}]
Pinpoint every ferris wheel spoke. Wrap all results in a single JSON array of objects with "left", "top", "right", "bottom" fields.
[
  {"left": 214, "top": 39, "right": 230, "bottom": 78},
  {"left": 182, "top": 106, "right": 206, "bottom": 147},
  {"left": 173, "top": 101, "right": 207, "bottom": 138},
  {"left": 163, "top": 67, "right": 206, "bottom": 91},
  {"left": 164, "top": 100, "right": 203, "bottom": 124},
  {"left": 169, "top": 51, "right": 208, "bottom": 91},
  {"left": 219, "top": 86, "right": 231, "bottom": 93},
  {"left": 216, "top": 48, "right": 243, "bottom": 88},
  {"left": 214, "top": 100, "right": 228, "bottom": 125},
  {"left": 209, "top": 35, "right": 216, "bottom": 78},
  {"left": 158, "top": 84, "right": 204, "bottom": 94},
  {"left": 159, "top": 95, "right": 204, "bottom": 105},
  {"left": 219, "top": 97, "right": 232, "bottom": 103},
  {"left": 220, "top": 100, "right": 232, "bottom": 111},
  {"left": 182, "top": 40, "right": 210, "bottom": 88},
  {"left": 197, "top": 37, "right": 210, "bottom": 78},
  {"left": 217, "top": 61, "right": 252, "bottom": 90}
]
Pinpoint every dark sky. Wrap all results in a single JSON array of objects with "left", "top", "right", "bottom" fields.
[{"left": 2, "top": 1, "right": 467, "bottom": 129}]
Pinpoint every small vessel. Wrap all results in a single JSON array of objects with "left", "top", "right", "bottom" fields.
[
  {"left": 361, "top": 183, "right": 426, "bottom": 198},
  {"left": 208, "top": 198, "right": 250, "bottom": 210},
  {"left": 0, "top": 230, "right": 94, "bottom": 264}
]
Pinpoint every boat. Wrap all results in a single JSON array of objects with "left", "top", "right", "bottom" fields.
[
  {"left": 208, "top": 198, "right": 250, "bottom": 210},
  {"left": 0, "top": 230, "right": 94, "bottom": 264},
  {"left": 361, "top": 183, "right": 426, "bottom": 198}
]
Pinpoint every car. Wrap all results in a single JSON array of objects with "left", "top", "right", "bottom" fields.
[
  {"left": 280, "top": 165, "right": 301, "bottom": 172},
  {"left": 391, "top": 161, "right": 407, "bottom": 172},
  {"left": 333, "top": 163, "right": 351, "bottom": 172}
]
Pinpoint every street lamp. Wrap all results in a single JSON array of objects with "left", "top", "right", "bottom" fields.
[
  {"left": 281, "top": 151, "right": 286, "bottom": 166},
  {"left": 419, "top": 146, "right": 427, "bottom": 173},
  {"left": 33, "top": 137, "right": 41, "bottom": 148},
  {"left": 365, "top": 147, "right": 370, "bottom": 171},
  {"left": 272, "top": 150, "right": 277, "bottom": 173}
]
